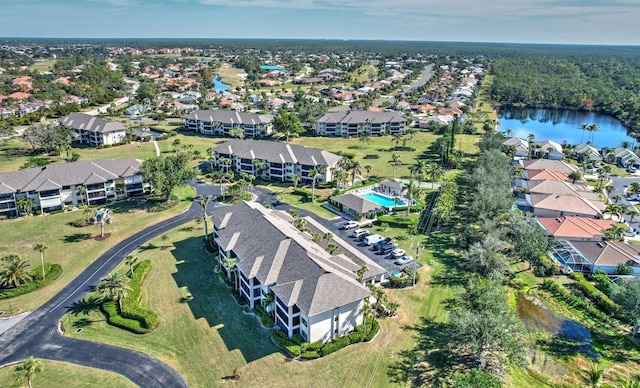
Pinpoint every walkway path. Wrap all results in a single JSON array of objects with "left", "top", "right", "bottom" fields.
[
  {"left": 0, "top": 179, "right": 220, "bottom": 386},
  {"left": 152, "top": 140, "right": 160, "bottom": 157}
]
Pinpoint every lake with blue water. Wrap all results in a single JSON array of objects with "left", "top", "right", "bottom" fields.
[
  {"left": 212, "top": 75, "right": 231, "bottom": 94},
  {"left": 497, "top": 107, "right": 635, "bottom": 149}
]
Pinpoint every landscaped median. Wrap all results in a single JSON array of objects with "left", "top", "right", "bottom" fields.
[{"left": 100, "top": 260, "right": 159, "bottom": 334}]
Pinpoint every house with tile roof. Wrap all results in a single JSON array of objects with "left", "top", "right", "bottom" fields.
[
  {"left": 211, "top": 139, "right": 342, "bottom": 184},
  {"left": 315, "top": 110, "right": 406, "bottom": 137},
  {"left": 212, "top": 201, "right": 382, "bottom": 342},
  {"left": 552, "top": 239, "right": 640, "bottom": 275},
  {"left": 59, "top": 113, "right": 126, "bottom": 147},
  {"left": 503, "top": 137, "right": 529, "bottom": 157},
  {"left": 527, "top": 193, "right": 605, "bottom": 219},
  {"left": 0, "top": 158, "right": 146, "bottom": 217},
  {"left": 184, "top": 109, "right": 274, "bottom": 138},
  {"left": 537, "top": 216, "right": 615, "bottom": 241},
  {"left": 519, "top": 159, "right": 579, "bottom": 174}
]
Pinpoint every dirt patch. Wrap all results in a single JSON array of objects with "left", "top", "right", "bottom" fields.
[{"left": 94, "top": 233, "right": 112, "bottom": 241}]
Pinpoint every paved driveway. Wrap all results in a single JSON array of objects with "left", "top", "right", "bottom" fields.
[{"left": 606, "top": 174, "right": 640, "bottom": 231}]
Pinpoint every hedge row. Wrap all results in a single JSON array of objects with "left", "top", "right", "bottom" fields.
[
  {"left": 590, "top": 272, "right": 614, "bottom": 296},
  {"left": 376, "top": 215, "right": 419, "bottom": 227},
  {"left": 0, "top": 263, "right": 62, "bottom": 300},
  {"left": 541, "top": 279, "right": 616, "bottom": 326},
  {"left": 569, "top": 272, "right": 620, "bottom": 316},
  {"left": 271, "top": 317, "right": 380, "bottom": 360},
  {"left": 101, "top": 260, "right": 158, "bottom": 334}
]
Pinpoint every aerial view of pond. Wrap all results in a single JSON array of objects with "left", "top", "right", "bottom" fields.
[
  {"left": 498, "top": 107, "right": 635, "bottom": 149},
  {"left": 212, "top": 75, "right": 231, "bottom": 94}
]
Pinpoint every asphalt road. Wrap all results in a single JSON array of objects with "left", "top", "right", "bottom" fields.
[
  {"left": 0, "top": 179, "right": 221, "bottom": 387},
  {"left": 607, "top": 174, "right": 640, "bottom": 231}
]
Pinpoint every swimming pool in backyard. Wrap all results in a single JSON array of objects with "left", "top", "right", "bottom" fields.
[{"left": 360, "top": 192, "right": 407, "bottom": 207}]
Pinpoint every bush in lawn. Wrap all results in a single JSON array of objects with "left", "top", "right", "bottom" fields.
[
  {"left": 376, "top": 215, "right": 419, "bottom": 228},
  {"left": 300, "top": 351, "right": 320, "bottom": 360},
  {"left": 271, "top": 330, "right": 301, "bottom": 356},
  {"left": 364, "top": 318, "right": 380, "bottom": 341},
  {"left": 320, "top": 336, "right": 351, "bottom": 356},
  {"left": 533, "top": 255, "right": 559, "bottom": 277},
  {"left": 101, "top": 301, "right": 148, "bottom": 334},
  {"left": 305, "top": 340, "right": 323, "bottom": 351},
  {"left": 590, "top": 272, "right": 613, "bottom": 295},
  {"left": 0, "top": 264, "right": 62, "bottom": 299}
]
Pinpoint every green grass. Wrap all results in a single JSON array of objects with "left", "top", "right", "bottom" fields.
[
  {"left": 0, "top": 359, "right": 135, "bottom": 388},
  {"left": 61, "top": 213, "right": 454, "bottom": 387},
  {"left": 29, "top": 59, "right": 57, "bottom": 72},
  {"left": 0, "top": 186, "right": 194, "bottom": 315},
  {"left": 349, "top": 63, "right": 380, "bottom": 84}
]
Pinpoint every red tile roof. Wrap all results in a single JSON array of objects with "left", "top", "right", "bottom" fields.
[{"left": 537, "top": 216, "right": 615, "bottom": 240}]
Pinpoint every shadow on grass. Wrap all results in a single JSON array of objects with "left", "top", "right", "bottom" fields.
[
  {"left": 423, "top": 231, "right": 467, "bottom": 288},
  {"left": 68, "top": 295, "right": 103, "bottom": 317},
  {"left": 62, "top": 233, "right": 93, "bottom": 243},
  {"left": 170, "top": 237, "right": 279, "bottom": 363},
  {"left": 138, "top": 243, "right": 159, "bottom": 252},
  {"left": 387, "top": 318, "right": 464, "bottom": 386}
]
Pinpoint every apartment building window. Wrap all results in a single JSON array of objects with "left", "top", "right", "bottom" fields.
[{"left": 301, "top": 317, "right": 307, "bottom": 327}]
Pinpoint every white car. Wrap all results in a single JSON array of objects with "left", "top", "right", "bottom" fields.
[
  {"left": 394, "top": 256, "right": 414, "bottom": 266},
  {"left": 624, "top": 228, "right": 637, "bottom": 237},
  {"left": 390, "top": 248, "right": 406, "bottom": 258},
  {"left": 364, "top": 234, "right": 384, "bottom": 246},
  {"left": 340, "top": 220, "right": 359, "bottom": 230}
]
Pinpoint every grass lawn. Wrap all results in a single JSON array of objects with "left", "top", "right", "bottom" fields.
[
  {"left": 215, "top": 63, "right": 246, "bottom": 89},
  {"left": 0, "top": 185, "right": 195, "bottom": 315},
  {"left": 29, "top": 59, "right": 57, "bottom": 73},
  {"left": 0, "top": 359, "right": 135, "bottom": 388},
  {"left": 62, "top": 213, "right": 454, "bottom": 387},
  {"left": 349, "top": 63, "right": 380, "bottom": 84}
]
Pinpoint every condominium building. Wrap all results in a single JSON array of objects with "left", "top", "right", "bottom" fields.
[
  {"left": 315, "top": 110, "right": 406, "bottom": 137},
  {"left": 0, "top": 158, "right": 146, "bottom": 217},
  {"left": 59, "top": 113, "right": 127, "bottom": 147},
  {"left": 184, "top": 109, "right": 274, "bottom": 138},
  {"left": 211, "top": 139, "right": 342, "bottom": 184}
]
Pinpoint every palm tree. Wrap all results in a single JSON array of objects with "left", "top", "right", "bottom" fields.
[
  {"left": 98, "top": 272, "right": 131, "bottom": 305},
  {"left": 124, "top": 254, "right": 138, "bottom": 277},
  {"left": 290, "top": 173, "right": 301, "bottom": 189},
  {"left": 390, "top": 154, "right": 401, "bottom": 179},
  {"left": 621, "top": 140, "right": 632, "bottom": 150},
  {"left": 16, "top": 196, "right": 35, "bottom": 216},
  {"left": 13, "top": 356, "right": 44, "bottom": 388},
  {"left": 413, "top": 160, "right": 427, "bottom": 186},
  {"left": 75, "top": 185, "right": 86, "bottom": 206},
  {"left": 360, "top": 299, "right": 373, "bottom": 339},
  {"left": 568, "top": 171, "right": 582, "bottom": 184},
  {"left": 219, "top": 157, "right": 232, "bottom": 174},
  {"left": 405, "top": 181, "right": 420, "bottom": 216},
  {"left": 527, "top": 133, "right": 536, "bottom": 159},
  {"left": 425, "top": 163, "right": 444, "bottom": 187},
  {"left": 310, "top": 166, "right": 326, "bottom": 203},
  {"left": 579, "top": 123, "right": 589, "bottom": 144},
  {"left": 32, "top": 243, "right": 48, "bottom": 280},
  {"left": 613, "top": 194, "right": 623, "bottom": 204},
  {"left": 326, "top": 243, "right": 339, "bottom": 255},
  {"left": 392, "top": 133, "right": 404, "bottom": 150},
  {"left": 94, "top": 207, "right": 112, "bottom": 238},
  {"left": 504, "top": 128, "right": 514, "bottom": 138},
  {"left": 588, "top": 123, "right": 600, "bottom": 145},
  {"left": 405, "top": 128, "right": 417, "bottom": 149},
  {"left": 172, "top": 138, "right": 181, "bottom": 152},
  {"left": 0, "top": 255, "right": 32, "bottom": 288},
  {"left": 293, "top": 217, "right": 307, "bottom": 231},
  {"left": 348, "top": 160, "right": 362, "bottom": 187},
  {"left": 323, "top": 232, "right": 333, "bottom": 241},
  {"left": 356, "top": 265, "right": 369, "bottom": 283},
  {"left": 198, "top": 195, "right": 211, "bottom": 238},
  {"left": 586, "top": 362, "right": 605, "bottom": 388},
  {"left": 364, "top": 165, "right": 372, "bottom": 178},
  {"left": 229, "top": 128, "right": 245, "bottom": 139},
  {"left": 358, "top": 134, "right": 371, "bottom": 149},
  {"left": 627, "top": 209, "right": 639, "bottom": 223}
]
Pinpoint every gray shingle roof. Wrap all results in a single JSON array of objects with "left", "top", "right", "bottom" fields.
[
  {"left": 184, "top": 109, "right": 274, "bottom": 125},
  {"left": 212, "top": 201, "right": 371, "bottom": 316},
  {"left": 330, "top": 193, "right": 382, "bottom": 214},
  {"left": 59, "top": 113, "right": 126, "bottom": 134},
  {"left": 317, "top": 110, "right": 406, "bottom": 124},
  {"left": 213, "top": 139, "right": 342, "bottom": 167},
  {"left": 0, "top": 158, "right": 142, "bottom": 193}
]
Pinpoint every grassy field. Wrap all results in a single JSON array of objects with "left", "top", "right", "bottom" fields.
[
  {"left": 215, "top": 63, "right": 246, "bottom": 89},
  {"left": 63, "top": 216, "right": 453, "bottom": 387},
  {"left": 349, "top": 63, "right": 381, "bottom": 84},
  {"left": 0, "top": 185, "right": 195, "bottom": 315},
  {"left": 29, "top": 59, "right": 57, "bottom": 73},
  {"left": 0, "top": 359, "right": 135, "bottom": 388}
]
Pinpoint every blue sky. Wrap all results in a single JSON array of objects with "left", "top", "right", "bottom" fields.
[{"left": 2, "top": 0, "right": 639, "bottom": 44}]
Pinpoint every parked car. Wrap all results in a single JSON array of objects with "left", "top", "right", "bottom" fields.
[
  {"left": 358, "top": 232, "right": 373, "bottom": 241},
  {"left": 364, "top": 234, "right": 384, "bottom": 246},
  {"left": 351, "top": 228, "right": 368, "bottom": 238},
  {"left": 395, "top": 255, "right": 414, "bottom": 266},
  {"left": 379, "top": 244, "right": 399, "bottom": 255},
  {"left": 340, "top": 220, "right": 359, "bottom": 230},
  {"left": 370, "top": 237, "right": 393, "bottom": 250},
  {"left": 628, "top": 166, "right": 638, "bottom": 173},
  {"left": 624, "top": 228, "right": 637, "bottom": 237},
  {"left": 390, "top": 248, "right": 406, "bottom": 258}
]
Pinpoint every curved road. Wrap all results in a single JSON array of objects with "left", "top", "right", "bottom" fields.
[{"left": 0, "top": 180, "right": 220, "bottom": 387}]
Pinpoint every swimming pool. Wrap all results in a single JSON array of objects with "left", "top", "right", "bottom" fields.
[{"left": 360, "top": 192, "right": 406, "bottom": 207}]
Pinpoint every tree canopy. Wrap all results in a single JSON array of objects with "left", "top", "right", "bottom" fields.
[{"left": 141, "top": 153, "right": 195, "bottom": 201}]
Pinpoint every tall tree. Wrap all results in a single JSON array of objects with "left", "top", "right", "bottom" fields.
[
  {"left": 464, "top": 234, "right": 511, "bottom": 283},
  {"left": 124, "top": 254, "right": 138, "bottom": 277},
  {"left": 348, "top": 160, "right": 362, "bottom": 187},
  {"left": 390, "top": 154, "right": 401, "bottom": 179},
  {"left": 611, "top": 276, "right": 640, "bottom": 336},
  {"left": 447, "top": 278, "right": 525, "bottom": 372},
  {"left": 13, "top": 356, "right": 44, "bottom": 388},
  {"left": 98, "top": 272, "right": 131, "bottom": 306},
  {"left": 290, "top": 173, "right": 301, "bottom": 189},
  {"left": 141, "top": 153, "right": 195, "bottom": 202},
  {"left": 272, "top": 110, "right": 304, "bottom": 142},
  {"left": 199, "top": 195, "right": 211, "bottom": 239},
  {"left": 310, "top": 166, "right": 326, "bottom": 203},
  {"left": 16, "top": 196, "right": 35, "bottom": 216},
  {"left": 94, "top": 207, "right": 112, "bottom": 238},
  {"left": 32, "top": 243, "right": 48, "bottom": 280},
  {"left": 229, "top": 128, "right": 245, "bottom": 139}
]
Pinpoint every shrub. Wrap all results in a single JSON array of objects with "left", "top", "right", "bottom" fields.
[
  {"left": 306, "top": 340, "right": 323, "bottom": 351},
  {"left": 533, "top": 255, "right": 559, "bottom": 277},
  {"left": 341, "top": 152, "right": 356, "bottom": 159},
  {"left": 570, "top": 272, "right": 620, "bottom": 316},
  {"left": 271, "top": 330, "right": 301, "bottom": 356},
  {"left": 300, "top": 351, "right": 320, "bottom": 360},
  {"left": 376, "top": 215, "right": 419, "bottom": 228},
  {"left": 590, "top": 272, "right": 613, "bottom": 295},
  {"left": 541, "top": 279, "right": 617, "bottom": 325},
  {"left": 0, "top": 263, "right": 62, "bottom": 299},
  {"left": 101, "top": 301, "right": 148, "bottom": 334},
  {"left": 363, "top": 154, "right": 380, "bottom": 159},
  {"left": 364, "top": 318, "right": 380, "bottom": 341},
  {"left": 320, "top": 336, "right": 351, "bottom": 356}
]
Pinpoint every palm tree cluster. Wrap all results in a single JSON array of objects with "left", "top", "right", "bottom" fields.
[
  {"left": 0, "top": 254, "right": 32, "bottom": 288},
  {"left": 366, "top": 283, "right": 400, "bottom": 318}
]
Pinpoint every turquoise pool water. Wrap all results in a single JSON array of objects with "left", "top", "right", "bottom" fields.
[{"left": 361, "top": 192, "right": 406, "bottom": 207}]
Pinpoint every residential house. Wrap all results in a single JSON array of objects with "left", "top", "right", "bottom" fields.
[
  {"left": 315, "top": 110, "right": 406, "bottom": 137},
  {"left": 552, "top": 239, "right": 640, "bottom": 275},
  {"left": 59, "top": 113, "right": 127, "bottom": 147},
  {"left": 211, "top": 139, "right": 341, "bottom": 184},
  {"left": 574, "top": 144, "right": 603, "bottom": 164},
  {"left": 212, "top": 201, "right": 377, "bottom": 342},
  {"left": 503, "top": 137, "right": 529, "bottom": 158},
  {"left": 0, "top": 158, "right": 146, "bottom": 217},
  {"left": 534, "top": 140, "right": 564, "bottom": 160},
  {"left": 519, "top": 159, "right": 579, "bottom": 174},
  {"left": 377, "top": 180, "right": 406, "bottom": 196},
  {"left": 611, "top": 147, "right": 640, "bottom": 168},
  {"left": 537, "top": 216, "right": 615, "bottom": 241},
  {"left": 526, "top": 193, "right": 605, "bottom": 219},
  {"left": 184, "top": 109, "right": 274, "bottom": 138},
  {"left": 525, "top": 180, "right": 600, "bottom": 202}
]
